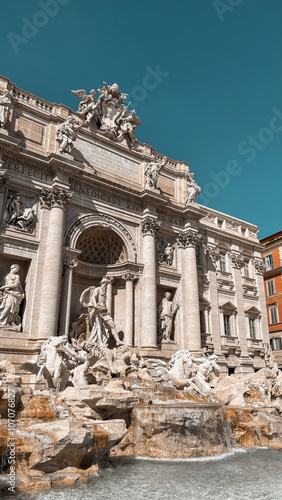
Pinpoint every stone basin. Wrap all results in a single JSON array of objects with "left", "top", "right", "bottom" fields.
[{"left": 114, "top": 402, "right": 232, "bottom": 459}]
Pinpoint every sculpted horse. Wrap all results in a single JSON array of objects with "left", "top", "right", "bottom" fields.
[
  {"left": 19, "top": 335, "right": 69, "bottom": 391},
  {"left": 147, "top": 349, "right": 193, "bottom": 389}
]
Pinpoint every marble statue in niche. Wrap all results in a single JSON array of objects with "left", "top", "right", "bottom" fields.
[
  {"left": 4, "top": 192, "right": 36, "bottom": 233},
  {"left": 0, "top": 90, "right": 13, "bottom": 128},
  {"left": 157, "top": 291, "right": 180, "bottom": 343},
  {"left": 158, "top": 240, "right": 175, "bottom": 266},
  {"left": 144, "top": 156, "right": 168, "bottom": 190},
  {"left": 185, "top": 170, "right": 201, "bottom": 205},
  {"left": 0, "top": 264, "right": 25, "bottom": 329},
  {"left": 56, "top": 115, "right": 82, "bottom": 154}
]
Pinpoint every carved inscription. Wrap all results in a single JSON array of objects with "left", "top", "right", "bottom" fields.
[
  {"left": 70, "top": 184, "right": 142, "bottom": 213},
  {"left": 75, "top": 139, "right": 141, "bottom": 183},
  {"left": 4, "top": 161, "right": 51, "bottom": 182}
]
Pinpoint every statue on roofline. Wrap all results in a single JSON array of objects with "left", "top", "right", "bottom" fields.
[
  {"left": 71, "top": 82, "right": 141, "bottom": 147},
  {"left": 0, "top": 90, "right": 13, "bottom": 128}
]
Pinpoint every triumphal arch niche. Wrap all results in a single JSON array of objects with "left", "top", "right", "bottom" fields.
[{"left": 0, "top": 75, "right": 269, "bottom": 377}]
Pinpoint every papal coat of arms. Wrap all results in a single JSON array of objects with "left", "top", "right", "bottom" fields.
[{"left": 71, "top": 82, "right": 141, "bottom": 148}]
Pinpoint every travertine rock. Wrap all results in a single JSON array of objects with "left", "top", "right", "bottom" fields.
[
  {"left": 114, "top": 403, "right": 232, "bottom": 459},
  {"left": 226, "top": 407, "right": 282, "bottom": 448}
]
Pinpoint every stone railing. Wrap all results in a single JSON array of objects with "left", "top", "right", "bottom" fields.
[{"left": 12, "top": 87, "right": 53, "bottom": 114}]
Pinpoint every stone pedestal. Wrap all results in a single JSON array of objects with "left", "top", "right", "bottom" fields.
[{"left": 141, "top": 217, "right": 159, "bottom": 348}]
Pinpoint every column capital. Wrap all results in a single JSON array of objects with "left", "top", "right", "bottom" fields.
[
  {"left": 40, "top": 186, "right": 72, "bottom": 209},
  {"left": 253, "top": 258, "right": 264, "bottom": 275},
  {"left": 141, "top": 216, "right": 160, "bottom": 237},
  {"left": 63, "top": 256, "right": 78, "bottom": 275},
  {"left": 176, "top": 229, "right": 200, "bottom": 248},
  {"left": 122, "top": 271, "right": 138, "bottom": 282},
  {"left": 230, "top": 252, "right": 245, "bottom": 269},
  {"left": 204, "top": 244, "right": 220, "bottom": 263}
]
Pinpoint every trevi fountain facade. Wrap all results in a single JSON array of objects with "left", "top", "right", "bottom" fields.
[{"left": 0, "top": 75, "right": 281, "bottom": 493}]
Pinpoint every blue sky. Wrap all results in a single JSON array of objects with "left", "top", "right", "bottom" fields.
[{"left": 0, "top": 0, "right": 281, "bottom": 238}]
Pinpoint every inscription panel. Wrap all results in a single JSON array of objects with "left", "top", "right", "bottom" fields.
[
  {"left": 15, "top": 117, "right": 44, "bottom": 145},
  {"left": 75, "top": 139, "right": 141, "bottom": 184}
]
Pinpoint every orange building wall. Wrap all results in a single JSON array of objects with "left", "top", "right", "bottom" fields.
[{"left": 261, "top": 233, "right": 282, "bottom": 365}]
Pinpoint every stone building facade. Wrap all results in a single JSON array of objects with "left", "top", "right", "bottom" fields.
[{"left": 0, "top": 75, "right": 269, "bottom": 377}]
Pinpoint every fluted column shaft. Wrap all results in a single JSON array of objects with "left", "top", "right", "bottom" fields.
[
  {"left": 141, "top": 217, "right": 159, "bottom": 348},
  {"left": 38, "top": 187, "right": 71, "bottom": 339},
  {"left": 59, "top": 258, "right": 77, "bottom": 336},
  {"left": 123, "top": 273, "right": 137, "bottom": 346},
  {"left": 106, "top": 278, "right": 114, "bottom": 316},
  {"left": 177, "top": 230, "right": 201, "bottom": 351}
]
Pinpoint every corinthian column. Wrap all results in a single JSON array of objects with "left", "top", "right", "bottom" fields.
[
  {"left": 59, "top": 257, "right": 78, "bottom": 337},
  {"left": 141, "top": 216, "right": 160, "bottom": 348},
  {"left": 122, "top": 272, "right": 138, "bottom": 346},
  {"left": 177, "top": 229, "right": 201, "bottom": 351},
  {"left": 38, "top": 187, "right": 72, "bottom": 339}
]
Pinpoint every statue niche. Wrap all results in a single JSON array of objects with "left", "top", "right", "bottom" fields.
[{"left": 76, "top": 226, "right": 128, "bottom": 265}]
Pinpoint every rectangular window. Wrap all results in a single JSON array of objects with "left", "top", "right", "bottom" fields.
[
  {"left": 267, "top": 280, "right": 275, "bottom": 296},
  {"left": 269, "top": 305, "right": 278, "bottom": 325},
  {"left": 224, "top": 314, "right": 231, "bottom": 336},
  {"left": 249, "top": 318, "right": 256, "bottom": 339},
  {"left": 218, "top": 219, "right": 223, "bottom": 228},
  {"left": 244, "top": 260, "right": 249, "bottom": 278},
  {"left": 220, "top": 253, "right": 226, "bottom": 273},
  {"left": 200, "top": 310, "right": 206, "bottom": 333},
  {"left": 271, "top": 337, "right": 282, "bottom": 350},
  {"left": 263, "top": 254, "right": 274, "bottom": 271}
]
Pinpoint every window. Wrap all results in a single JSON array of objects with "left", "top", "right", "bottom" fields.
[
  {"left": 263, "top": 254, "right": 274, "bottom": 271},
  {"left": 218, "top": 219, "right": 223, "bottom": 228},
  {"left": 244, "top": 260, "right": 249, "bottom": 278},
  {"left": 249, "top": 318, "right": 256, "bottom": 339},
  {"left": 269, "top": 305, "right": 278, "bottom": 324},
  {"left": 271, "top": 337, "right": 282, "bottom": 350},
  {"left": 224, "top": 314, "right": 231, "bottom": 336},
  {"left": 219, "top": 252, "right": 226, "bottom": 273},
  {"left": 241, "top": 228, "right": 246, "bottom": 236},
  {"left": 267, "top": 280, "right": 275, "bottom": 297},
  {"left": 200, "top": 310, "right": 206, "bottom": 333}
]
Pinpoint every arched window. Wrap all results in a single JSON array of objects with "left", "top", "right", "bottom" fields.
[{"left": 76, "top": 227, "right": 128, "bottom": 265}]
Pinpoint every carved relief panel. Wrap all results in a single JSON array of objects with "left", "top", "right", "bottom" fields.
[{"left": 3, "top": 190, "right": 38, "bottom": 234}]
